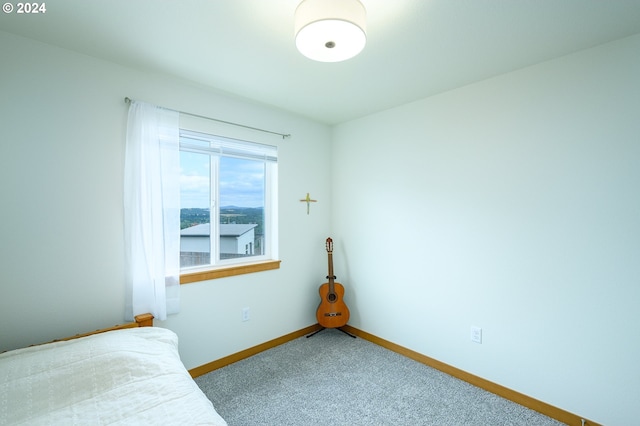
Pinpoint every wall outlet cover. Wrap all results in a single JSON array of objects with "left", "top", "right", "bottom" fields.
[{"left": 471, "top": 326, "right": 482, "bottom": 344}]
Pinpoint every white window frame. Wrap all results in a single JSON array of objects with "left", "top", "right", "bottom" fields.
[{"left": 179, "top": 129, "right": 278, "bottom": 276}]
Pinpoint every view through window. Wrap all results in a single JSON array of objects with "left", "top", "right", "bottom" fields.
[{"left": 179, "top": 130, "right": 277, "bottom": 270}]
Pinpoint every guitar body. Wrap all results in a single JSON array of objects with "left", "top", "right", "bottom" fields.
[
  {"left": 316, "top": 281, "right": 350, "bottom": 328},
  {"left": 316, "top": 237, "right": 350, "bottom": 329}
]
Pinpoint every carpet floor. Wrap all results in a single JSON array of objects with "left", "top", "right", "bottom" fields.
[{"left": 195, "top": 328, "right": 565, "bottom": 426}]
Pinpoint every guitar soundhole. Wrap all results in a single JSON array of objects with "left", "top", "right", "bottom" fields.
[{"left": 327, "top": 293, "right": 337, "bottom": 303}]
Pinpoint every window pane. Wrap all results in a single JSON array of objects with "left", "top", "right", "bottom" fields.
[
  {"left": 219, "top": 156, "right": 265, "bottom": 260},
  {"left": 180, "top": 150, "right": 211, "bottom": 268},
  {"left": 179, "top": 130, "right": 275, "bottom": 272}
]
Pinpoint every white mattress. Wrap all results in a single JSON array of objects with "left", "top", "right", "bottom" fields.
[{"left": 0, "top": 327, "right": 227, "bottom": 425}]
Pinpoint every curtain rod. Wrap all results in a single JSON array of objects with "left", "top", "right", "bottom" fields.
[{"left": 124, "top": 97, "right": 291, "bottom": 139}]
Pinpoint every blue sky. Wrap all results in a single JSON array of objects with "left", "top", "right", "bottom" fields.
[{"left": 180, "top": 152, "right": 265, "bottom": 209}]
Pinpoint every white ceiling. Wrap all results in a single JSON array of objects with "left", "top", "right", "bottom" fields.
[{"left": 1, "top": 0, "right": 640, "bottom": 124}]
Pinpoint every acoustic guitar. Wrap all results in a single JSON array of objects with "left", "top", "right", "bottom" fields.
[{"left": 316, "top": 237, "right": 350, "bottom": 328}]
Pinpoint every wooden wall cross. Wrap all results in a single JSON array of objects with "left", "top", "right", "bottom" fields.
[{"left": 299, "top": 193, "right": 317, "bottom": 215}]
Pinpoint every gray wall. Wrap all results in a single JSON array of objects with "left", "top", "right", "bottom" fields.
[
  {"left": 0, "top": 30, "right": 332, "bottom": 370},
  {"left": 331, "top": 34, "right": 640, "bottom": 425}
]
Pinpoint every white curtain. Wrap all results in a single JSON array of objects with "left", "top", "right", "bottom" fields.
[{"left": 124, "top": 101, "right": 180, "bottom": 321}]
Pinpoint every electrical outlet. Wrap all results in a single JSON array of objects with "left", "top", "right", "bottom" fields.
[
  {"left": 242, "top": 307, "right": 250, "bottom": 322},
  {"left": 471, "top": 326, "right": 482, "bottom": 344}
]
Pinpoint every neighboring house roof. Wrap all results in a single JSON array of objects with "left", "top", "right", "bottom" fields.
[
  {"left": 181, "top": 223, "right": 257, "bottom": 237},
  {"left": 181, "top": 223, "right": 210, "bottom": 236},
  {"left": 220, "top": 224, "right": 257, "bottom": 237}
]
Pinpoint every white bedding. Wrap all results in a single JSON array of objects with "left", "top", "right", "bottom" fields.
[{"left": 0, "top": 327, "right": 227, "bottom": 425}]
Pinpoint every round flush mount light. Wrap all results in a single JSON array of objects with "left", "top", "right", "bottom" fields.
[{"left": 295, "top": 0, "right": 367, "bottom": 63}]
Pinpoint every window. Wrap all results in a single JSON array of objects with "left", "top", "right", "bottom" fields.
[{"left": 179, "top": 129, "right": 278, "bottom": 282}]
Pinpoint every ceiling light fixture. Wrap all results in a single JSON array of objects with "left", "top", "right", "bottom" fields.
[{"left": 294, "top": 0, "right": 367, "bottom": 63}]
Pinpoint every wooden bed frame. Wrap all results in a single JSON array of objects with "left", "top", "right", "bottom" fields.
[{"left": 51, "top": 313, "right": 154, "bottom": 343}]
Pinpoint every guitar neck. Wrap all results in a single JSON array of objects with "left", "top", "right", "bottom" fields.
[{"left": 327, "top": 252, "right": 335, "bottom": 292}]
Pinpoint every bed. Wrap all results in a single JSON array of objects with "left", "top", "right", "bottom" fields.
[{"left": 0, "top": 314, "right": 227, "bottom": 425}]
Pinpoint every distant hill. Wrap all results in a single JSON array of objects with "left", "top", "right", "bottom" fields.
[{"left": 181, "top": 207, "right": 264, "bottom": 234}]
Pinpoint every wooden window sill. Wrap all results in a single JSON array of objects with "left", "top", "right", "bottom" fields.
[{"left": 180, "top": 260, "right": 281, "bottom": 284}]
